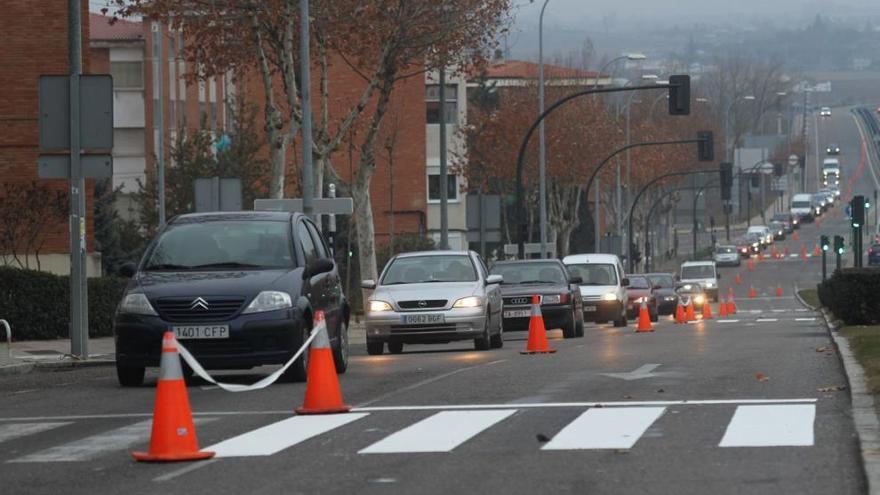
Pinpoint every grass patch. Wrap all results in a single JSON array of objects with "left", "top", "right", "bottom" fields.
[
  {"left": 798, "top": 288, "right": 819, "bottom": 309},
  {"left": 840, "top": 325, "right": 880, "bottom": 395}
]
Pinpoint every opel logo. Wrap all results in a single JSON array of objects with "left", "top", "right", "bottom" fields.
[
  {"left": 190, "top": 297, "right": 209, "bottom": 311},
  {"left": 418, "top": 300, "right": 427, "bottom": 308}
]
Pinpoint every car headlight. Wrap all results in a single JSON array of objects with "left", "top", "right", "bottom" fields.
[
  {"left": 119, "top": 293, "right": 157, "bottom": 316},
  {"left": 752, "top": 243, "right": 759, "bottom": 248},
  {"left": 704, "top": 282, "right": 715, "bottom": 288},
  {"left": 368, "top": 300, "right": 393, "bottom": 312},
  {"left": 242, "top": 291, "right": 293, "bottom": 314},
  {"left": 694, "top": 295, "right": 706, "bottom": 305},
  {"left": 602, "top": 292, "right": 617, "bottom": 301},
  {"left": 453, "top": 296, "right": 482, "bottom": 308},
  {"left": 665, "top": 296, "right": 676, "bottom": 301},
  {"left": 542, "top": 294, "right": 561, "bottom": 305}
]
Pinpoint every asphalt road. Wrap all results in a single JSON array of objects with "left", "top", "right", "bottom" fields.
[{"left": 0, "top": 107, "right": 873, "bottom": 494}]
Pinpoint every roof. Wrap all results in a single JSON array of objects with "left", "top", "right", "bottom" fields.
[
  {"left": 480, "top": 60, "right": 603, "bottom": 81},
  {"left": 89, "top": 13, "right": 143, "bottom": 42},
  {"left": 172, "top": 211, "right": 297, "bottom": 223},
  {"left": 562, "top": 254, "right": 621, "bottom": 263}
]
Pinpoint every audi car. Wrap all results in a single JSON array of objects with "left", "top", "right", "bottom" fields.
[
  {"left": 490, "top": 259, "right": 583, "bottom": 338},
  {"left": 113, "top": 212, "right": 349, "bottom": 387}
]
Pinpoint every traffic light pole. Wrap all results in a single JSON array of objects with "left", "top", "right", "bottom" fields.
[{"left": 822, "top": 249, "right": 827, "bottom": 281}]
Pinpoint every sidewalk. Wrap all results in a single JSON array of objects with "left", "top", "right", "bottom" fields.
[{"left": 0, "top": 322, "right": 368, "bottom": 376}]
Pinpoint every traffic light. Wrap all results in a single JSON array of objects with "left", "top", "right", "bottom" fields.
[
  {"left": 697, "top": 131, "right": 714, "bottom": 162},
  {"left": 668, "top": 75, "right": 690, "bottom": 115},
  {"left": 820, "top": 235, "right": 830, "bottom": 251},
  {"left": 719, "top": 162, "right": 733, "bottom": 200},
  {"left": 852, "top": 195, "right": 865, "bottom": 228},
  {"left": 773, "top": 162, "right": 783, "bottom": 177},
  {"left": 750, "top": 175, "right": 760, "bottom": 188},
  {"left": 834, "top": 235, "right": 845, "bottom": 255}
]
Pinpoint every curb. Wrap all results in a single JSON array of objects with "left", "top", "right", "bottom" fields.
[
  {"left": 0, "top": 362, "right": 35, "bottom": 376},
  {"left": 0, "top": 358, "right": 115, "bottom": 376},
  {"left": 819, "top": 307, "right": 880, "bottom": 494}
]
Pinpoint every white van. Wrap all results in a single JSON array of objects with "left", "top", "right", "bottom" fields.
[
  {"left": 822, "top": 158, "right": 841, "bottom": 176},
  {"left": 790, "top": 193, "right": 814, "bottom": 222},
  {"left": 746, "top": 225, "right": 773, "bottom": 246},
  {"left": 679, "top": 261, "right": 720, "bottom": 302},
  {"left": 563, "top": 254, "right": 629, "bottom": 327}
]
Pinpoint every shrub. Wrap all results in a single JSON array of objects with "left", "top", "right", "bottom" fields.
[
  {"left": 0, "top": 267, "right": 128, "bottom": 340},
  {"left": 818, "top": 268, "right": 880, "bottom": 325}
]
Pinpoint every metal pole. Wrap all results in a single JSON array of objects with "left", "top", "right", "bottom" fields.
[
  {"left": 693, "top": 190, "right": 700, "bottom": 255},
  {"left": 68, "top": 0, "right": 87, "bottom": 358},
  {"left": 821, "top": 249, "right": 827, "bottom": 282},
  {"left": 155, "top": 21, "right": 165, "bottom": 226},
  {"left": 300, "top": 0, "right": 314, "bottom": 218},
  {"left": 801, "top": 91, "right": 807, "bottom": 193},
  {"left": 439, "top": 67, "right": 449, "bottom": 249},
  {"left": 327, "top": 184, "right": 337, "bottom": 256},
  {"left": 537, "top": 0, "right": 550, "bottom": 259},
  {"left": 594, "top": 177, "right": 600, "bottom": 252}
]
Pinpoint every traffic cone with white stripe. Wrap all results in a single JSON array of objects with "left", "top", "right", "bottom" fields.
[
  {"left": 132, "top": 332, "right": 214, "bottom": 462},
  {"left": 521, "top": 295, "right": 556, "bottom": 354},
  {"left": 776, "top": 285, "right": 783, "bottom": 297},
  {"left": 296, "top": 311, "right": 351, "bottom": 414},
  {"left": 747, "top": 258, "right": 754, "bottom": 271},
  {"left": 636, "top": 299, "right": 654, "bottom": 333},
  {"left": 718, "top": 297, "right": 728, "bottom": 317},
  {"left": 735, "top": 273, "right": 742, "bottom": 285},
  {"left": 685, "top": 298, "right": 696, "bottom": 322},
  {"left": 748, "top": 285, "right": 758, "bottom": 299},
  {"left": 674, "top": 300, "right": 686, "bottom": 324},
  {"left": 727, "top": 294, "right": 737, "bottom": 314},
  {"left": 702, "top": 298, "right": 713, "bottom": 320}
]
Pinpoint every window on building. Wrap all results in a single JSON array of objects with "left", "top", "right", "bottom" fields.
[
  {"left": 428, "top": 174, "right": 459, "bottom": 202},
  {"left": 426, "top": 84, "right": 457, "bottom": 124},
  {"left": 210, "top": 102, "right": 217, "bottom": 131},
  {"left": 111, "top": 61, "right": 144, "bottom": 89}
]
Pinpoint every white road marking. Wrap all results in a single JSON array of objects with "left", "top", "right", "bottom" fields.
[
  {"left": 796, "top": 317, "right": 817, "bottom": 322},
  {"left": 795, "top": 309, "right": 809, "bottom": 312},
  {"left": 717, "top": 319, "right": 740, "bottom": 323},
  {"left": 9, "top": 418, "right": 214, "bottom": 462},
  {"left": 756, "top": 318, "right": 779, "bottom": 322},
  {"left": 353, "top": 398, "right": 816, "bottom": 412},
  {"left": 601, "top": 364, "right": 677, "bottom": 381},
  {"left": 719, "top": 404, "right": 815, "bottom": 447},
  {"left": 790, "top": 254, "right": 798, "bottom": 258},
  {"left": 772, "top": 309, "right": 788, "bottom": 313},
  {"left": 0, "top": 422, "right": 70, "bottom": 444},
  {"left": 542, "top": 407, "right": 666, "bottom": 450},
  {"left": 153, "top": 459, "right": 218, "bottom": 482},
  {"left": 360, "top": 410, "right": 516, "bottom": 454},
  {"left": 207, "top": 413, "right": 368, "bottom": 457},
  {"left": 749, "top": 310, "right": 763, "bottom": 314}
]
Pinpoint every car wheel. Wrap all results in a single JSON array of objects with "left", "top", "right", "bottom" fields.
[
  {"left": 575, "top": 311, "right": 585, "bottom": 337},
  {"left": 490, "top": 314, "right": 504, "bottom": 349},
  {"left": 474, "top": 314, "right": 491, "bottom": 351},
  {"left": 282, "top": 323, "right": 310, "bottom": 382},
  {"left": 649, "top": 305, "right": 659, "bottom": 323},
  {"left": 332, "top": 319, "right": 349, "bottom": 374},
  {"left": 116, "top": 363, "right": 145, "bottom": 387},
  {"left": 366, "top": 340, "right": 384, "bottom": 356},
  {"left": 613, "top": 310, "right": 627, "bottom": 328},
  {"left": 562, "top": 309, "right": 577, "bottom": 339},
  {"left": 388, "top": 341, "right": 404, "bottom": 354}
]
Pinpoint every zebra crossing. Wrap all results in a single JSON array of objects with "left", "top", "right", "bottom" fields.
[{"left": 0, "top": 401, "right": 818, "bottom": 463}]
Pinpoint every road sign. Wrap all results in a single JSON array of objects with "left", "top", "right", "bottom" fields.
[
  {"left": 39, "top": 75, "right": 113, "bottom": 151},
  {"left": 254, "top": 198, "right": 354, "bottom": 215},
  {"left": 195, "top": 177, "right": 242, "bottom": 212},
  {"left": 503, "top": 243, "right": 556, "bottom": 257},
  {"left": 38, "top": 154, "right": 112, "bottom": 179},
  {"left": 771, "top": 177, "right": 788, "bottom": 192},
  {"left": 788, "top": 154, "right": 799, "bottom": 167}
]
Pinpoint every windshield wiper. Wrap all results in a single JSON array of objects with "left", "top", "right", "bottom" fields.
[
  {"left": 518, "top": 280, "right": 556, "bottom": 284},
  {"left": 190, "top": 262, "right": 264, "bottom": 269},
  {"left": 144, "top": 263, "right": 191, "bottom": 271}
]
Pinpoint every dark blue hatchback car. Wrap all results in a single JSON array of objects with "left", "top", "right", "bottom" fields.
[{"left": 113, "top": 211, "right": 349, "bottom": 386}]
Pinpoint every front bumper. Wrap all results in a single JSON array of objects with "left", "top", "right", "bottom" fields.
[
  {"left": 656, "top": 296, "right": 679, "bottom": 314},
  {"left": 714, "top": 257, "right": 741, "bottom": 266},
  {"left": 581, "top": 299, "right": 622, "bottom": 322},
  {"left": 365, "top": 307, "right": 486, "bottom": 344},
  {"left": 502, "top": 304, "right": 571, "bottom": 331},
  {"left": 114, "top": 308, "right": 305, "bottom": 370}
]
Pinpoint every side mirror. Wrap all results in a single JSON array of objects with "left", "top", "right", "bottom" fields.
[
  {"left": 675, "top": 275, "right": 681, "bottom": 281},
  {"left": 568, "top": 275, "right": 583, "bottom": 285},
  {"left": 303, "top": 258, "right": 334, "bottom": 280},
  {"left": 485, "top": 274, "right": 503, "bottom": 285},
  {"left": 361, "top": 279, "right": 377, "bottom": 290},
  {"left": 621, "top": 277, "right": 630, "bottom": 287},
  {"left": 119, "top": 262, "right": 137, "bottom": 278}
]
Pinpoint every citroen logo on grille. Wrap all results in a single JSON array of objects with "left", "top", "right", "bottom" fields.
[
  {"left": 190, "top": 297, "right": 209, "bottom": 311},
  {"left": 418, "top": 300, "right": 427, "bottom": 308}
]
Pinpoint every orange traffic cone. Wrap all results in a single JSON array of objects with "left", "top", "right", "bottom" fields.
[
  {"left": 814, "top": 245, "right": 821, "bottom": 256},
  {"left": 702, "top": 298, "right": 714, "bottom": 320},
  {"left": 793, "top": 231, "right": 800, "bottom": 241},
  {"left": 747, "top": 258, "right": 755, "bottom": 271},
  {"left": 296, "top": 311, "right": 351, "bottom": 414},
  {"left": 784, "top": 246, "right": 790, "bottom": 257},
  {"left": 675, "top": 301, "right": 686, "bottom": 324},
  {"left": 757, "top": 251, "right": 764, "bottom": 262},
  {"left": 748, "top": 286, "right": 757, "bottom": 299},
  {"left": 776, "top": 285, "right": 783, "bottom": 297},
  {"left": 728, "top": 295, "right": 737, "bottom": 314},
  {"left": 132, "top": 332, "right": 215, "bottom": 462},
  {"left": 735, "top": 273, "right": 742, "bottom": 285},
  {"left": 800, "top": 244, "right": 808, "bottom": 260},
  {"left": 636, "top": 300, "right": 654, "bottom": 333},
  {"left": 685, "top": 299, "right": 696, "bottom": 322},
  {"left": 719, "top": 298, "right": 728, "bottom": 317},
  {"left": 771, "top": 246, "right": 778, "bottom": 259},
  {"left": 521, "top": 295, "right": 556, "bottom": 354}
]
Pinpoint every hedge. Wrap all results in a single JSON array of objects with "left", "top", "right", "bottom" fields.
[
  {"left": 817, "top": 268, "right": 880, "bottom": 325},
  {"left": 0, "top": 266, "right": 129, "bottom": 340}
]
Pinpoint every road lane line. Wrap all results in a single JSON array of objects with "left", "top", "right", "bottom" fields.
[
  {"left": 359, "top": 410, "right": 516, "bottom": 454},
  {"left": 719, "top": 404, "right": 815, "bottom": 447},
  {"left": 772, "top": 309, "right": 787, "bottom": 313},
  {"left": 153, "top": 459, "right": 218, "bottom": 482},
  {"left": 207, "top": 413, "right": 368, "bottom": 457},
  {"left": 0, "top": 422, "right": 70, "bottom": 444},
  {"left": 717, "top": 319, "right": 740, "bottom": 323},
  {"left": 796, "top": 317, "right": 817, "bottom": 322},
  {"left": 756, "top": 318, "right": 779, "bottom": 322},
  {"left": 542, "top": 407, "right": 665, "bottom": 450},
  {"left": 353, "top": 398, "right": 817, "bottom": 412}
]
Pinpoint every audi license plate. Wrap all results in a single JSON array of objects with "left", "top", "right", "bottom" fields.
[
  {"left": 584, "top": 305, "right": 597, "bottom": 312},
  {"left": 174, "top": 325, "right": 229, "bottom": 339},
  {"left": 402, "top": 314, "right": 445, "bottom": 325},
  {"left": 503, "top": 310, "right": 531, "bottom": 318}
]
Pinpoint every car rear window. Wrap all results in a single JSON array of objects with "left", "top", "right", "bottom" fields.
[
  {"left": 628, "top": 277, "right": 650, "bottom": 289},
  {"left": 715, "top": 247, "right": 735, "bottom": 254},
  {"left": 647, "top": 275, "right": 674, "bottom": 288},
  {"left": 382, "top": 255, "right": 476, "bottom": 284},
  {"left": 490, "top": 262, "right": 565, "bottom": 285},
  {"left": 144, "top": 220, "right": 293, "bottom": 270},
  {"left": 681, "top": 265, "right": 715, "bottom": 279},
  {"left": 792, "top": 201, "right": 811, "bottom": 208}
]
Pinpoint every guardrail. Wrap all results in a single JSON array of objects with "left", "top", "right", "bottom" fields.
[{"left": 0, "top": 320, "right": 11, "bottom": 363}]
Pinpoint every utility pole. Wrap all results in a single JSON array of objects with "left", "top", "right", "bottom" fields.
[
  {"left": 537, "top": 0, "right": 550, "bottom": 259},
  {"left": 800, "top": 89, "right": 808, "bottom": 193},
  {"left": 300, "top": 0, "right": 315, "bottom": 218},
  {"left": 439, "top": 67, "right": 449, "bottom": 249},
  {"left": 153, "top": 21, "right": 165, "bottom": 226},
  {"left": 68, "top": 0, "right": 88, "bottom": 358}
]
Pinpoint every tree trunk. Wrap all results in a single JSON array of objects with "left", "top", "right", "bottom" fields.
[{"left": 252, "top": 16, "right": 288, "bottom": 199}]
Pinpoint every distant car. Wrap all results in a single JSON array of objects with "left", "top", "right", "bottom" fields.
[
  {"left": 812, "top": 193, "right": 827, "bottom": 215},
  {"left": 490, "top": 259, "right": 583, "bottom": 338},
  {"left": 363, "top": 250, "right": 503, "bottom": 355},
  {"left": 771, "top": 212, "right": 794, "bottom": 233},
  {"left": 563, "top": 254, "right": 629, "bottom": 327},
  {"left": 746, "top": 225, "right": 773, "bottom": 246},
  {"left": 713, "top": 245, "right": 741, "bottom": 267},
  {"left": 675, "top": 282, "right": 707, "bottom": 310},
  {"left": 769, "top": 221, "right": 787, "bottom": 241},
  {"left": 734, "top": 236, "right": 756, "bottom": 257},
  {"left": 679, "top": 261, "right": 720, "bottom": 302},
  {"left": 791, "top": 193, "right": 814, "bottom": 223},
  {"left": 624, "top": 275, "right": 659, "bottom": 322},
  {"left": 829, "top": 184, "right": 841, "bottom": 198},
  {"left": 644, "top": 273, "right": 679, "bottom": 315},
  {"left": 820, "top": 106, "right": 832, "bottom": 117},
  {"left": 826, "top": 143, "right": 840, "bottom": 155},
  {"left": 869, "top": 244, "right": 880, "bottom": 266}
]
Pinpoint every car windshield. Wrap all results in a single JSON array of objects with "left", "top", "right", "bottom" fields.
[
  {"left": 381, "top": 255, "right": 476, "bottom": 284},
  {"left": 716, "top": 246, "right": 736, "bottom": 254},
  {"left": 681, "top": 265, "right": 715, "bottom": 279},
  {"left": 792, "top": 200, "right": 811, "bottom": 208},
  {"left": 628, "top": 276, "right": 650, "bottom": 289},
  {"left": 144, "top": 220, "right": 293, "bottom": 270},
  {"left": 647, "top": 275, "right": 675, "bottom": 288},
  {"left": 490, "top": 262, "right": 566, "bottom": 285},
  {"left": 772, "top": 214, "right": 789, "bottom": 221},
  {"left": 565, "top": 263, "right": 618, "bottom": 285}
]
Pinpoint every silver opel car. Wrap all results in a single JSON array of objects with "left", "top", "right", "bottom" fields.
[{"left": 362, "top": 250, "right": 503, "bottom": 355}]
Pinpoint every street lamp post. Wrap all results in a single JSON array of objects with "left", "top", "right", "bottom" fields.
[
  {"left": 592, "top": 53, "right": 647, "bottom": 88},
  {"left": 537, "top": 0, "right": 551, "bottom": 258},
  {"left": 619, "top": 75, "right": 657, "bottom": 241},
  {"left": 724, "top": 95, "right": 756, "bottom": 161}
]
